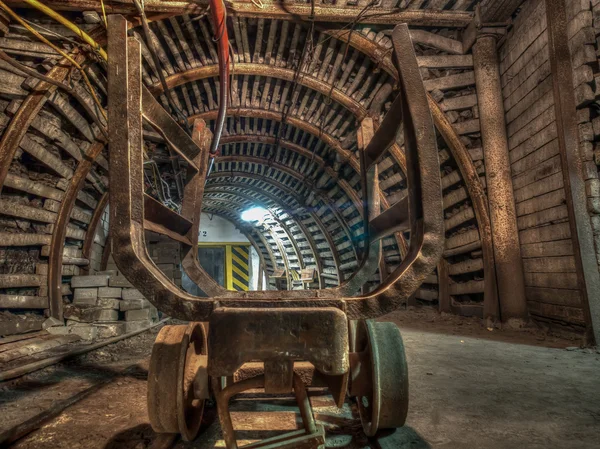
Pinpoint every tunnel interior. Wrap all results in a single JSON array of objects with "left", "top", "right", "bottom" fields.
[{"left": 0, "top": 1, "right": 599, "bottom": 448}]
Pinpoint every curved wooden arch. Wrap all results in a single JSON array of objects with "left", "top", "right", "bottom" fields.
[
  {"left": 204, "top": 186, "right": 325, "bottom": 287},
  {"left": 150, "top": 63, "right": 367, "bottom": 120},
  {"left": 203, "top": 203, "right": 281, "bottom": 277},
  {"left": 325, "top": 26, "right": 497, "bottom": 311},
  {"left": 169, "top": 67, "right": 408, "bottom": 174},
  {"left": 195, "top": 108, "right": 354, "bottom": 163},
  {"left": 219, "top": 134, "right": 401, "bottom": 213},
  {"left": 204, "top": 196, "right": 295, "bottom": 273},
  {"left": 210, "top": 162, "right": 361, "bottom": 262},
  {"left": 206, "top": 173, "right": 346, "bottom": 280},
  {"left": 203, "top": 194, "right": 300, "bottom": 276},
  {"left": 205, "top": 191, "right": 310, "bottom": 273},
  {"left": 48, "top": 141, "right": 105, "bottom": 319}
]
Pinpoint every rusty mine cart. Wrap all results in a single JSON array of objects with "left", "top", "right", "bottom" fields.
[{"left": 107, "top": 14, "right": 444, "bottom": 449}]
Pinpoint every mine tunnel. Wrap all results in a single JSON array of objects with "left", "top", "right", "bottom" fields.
[{"left": 0, "top": 1, "right": 599, "bottom": 448}]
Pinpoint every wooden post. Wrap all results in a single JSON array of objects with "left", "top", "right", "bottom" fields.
[{"left": 473, "top": 34, "right": 528, "bottom": 325}]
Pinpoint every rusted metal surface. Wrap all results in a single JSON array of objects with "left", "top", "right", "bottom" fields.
[
  {"left": 109, "top": 18, "right": 443, "bottom": 320},
  {"left": 212, "top": 372, "right": 326, "bottom": 449},
  {"left": 337, "top": 118, "right": 381, "bottom": 295},
  {"left": 473, "top": 35, "right": 527, "bottom": 323},
  {"left": 351, "top": 320, "right": 409, "bottom": 436},
  {"left": 141, "top": 87, "right": 200, "bottom": 165},
  {"left": 48, "top": 141, "right": 104, "bottom": 319},
  {"left": 437, "top": 259, "right": 450, "bottom": 314},
  {"left": 81, "top": 191, "right": 108, "bottom": 275},
  {"left": 147, "top": 322, "right": 207, "bottom": 441},
  {"left": 545, "top": 0, "right": 600, "bottom": 345},
  {"left": 208, "top": 307, "right": 348, "bottom": 377},
  {"left": 0, "top": 52, "right": 84, "bottom": 191}
]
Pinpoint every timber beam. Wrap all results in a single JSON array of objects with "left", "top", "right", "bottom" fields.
[{"left": 5, "top": 1, "right": 473, "bottom": 27}]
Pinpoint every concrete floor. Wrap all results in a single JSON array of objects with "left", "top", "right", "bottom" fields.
[{"left": 5, "top": 316, "right": 600, "bottom": 449}]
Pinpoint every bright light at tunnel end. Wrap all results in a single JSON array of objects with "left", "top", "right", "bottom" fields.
[{"left": 241, "top": 206, "right": 268, "bottom": 223}]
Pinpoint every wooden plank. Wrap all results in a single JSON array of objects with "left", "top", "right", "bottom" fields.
[
  {"left": 517, "top": 204, "right": 569, "bottom": 229},
  {"left": 511, "top": 138, "right": 559, "bottom": 177},
  {"left": 0, "top": 274, "right": 46, "bottom": 288},
  {"left": 506, "top": 76, "right": 554, "bottom": 126},
  {"left": 440, "top": 94, "right": 478, "bottom": 111},
  {"left": 410, "top": 29, "right": 464, "bottom": 54},
  {"left": 423, "top": 72, "right": 475, "bottom": 92},
  {"left": 522, "top": 256, "right": 577, "bottom": 273},
  {"left": 449, "top": 280, "right": 485, "bottom": 295},
  {"left": 516, "top": 188, "right": 566, "bottom": 218},
  {"left": 508, "top": 103, "right": 555, "bottom": 151},
  {"left": 0, "top": 321, "right": 44, "bottom": 337},
  {"left": 527, "top": 300, "right": 585, "bottom": 324},
  {"left": 520, "top": 239, "right": 573, "bottom": 258},
  {"left": 0, "top": 295, "right": 48, "bottom": 309},
  {"left": 512, "top": 154, "right": 562, "bottom": 191},
  {"left": 524, "top": 272, "right": 579, "bottom": 290},
  {"left": 0, "top": 334, "right": 80, "bottom": 364},
  {"left": 0, "top": 331, "right": 47, "bottom": 346},
  {"left": 0, "top": 199, "right": 57, "bottom": 223},
  {"left": 513, "top": 171, "right": 564, "bottom": 204},
  {"left": 519, "top": 222, "right": 571, "bottom": 244},
  {"left": 526, "top": 286, "right": 582, "bottom": 306},
  {"left": 0, "top": 233, "right": 52, "bottom": 246},
  {"left": 417, "top": 55, "right": 473, "bottom": 68},
  {"left": 507, "top": 89, "right": 554, "bottom": 139},
  {"left": 2, "top": 174, "right": 63, "bottom": 201}
]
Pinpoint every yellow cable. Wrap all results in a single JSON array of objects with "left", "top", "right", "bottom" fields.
[
  {"left": 19, "top": 0, "right": 108, "bottom": 61},
  {"left": 100, "top": 0, "right": 108, "bottom": 28},
  {"left": 0, "top": 0, "right": 107, "bottom": 121}
]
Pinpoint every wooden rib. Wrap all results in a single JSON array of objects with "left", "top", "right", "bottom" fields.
[
  {"left": 48, "top": 141, "right": 104, "bottom": 320},
  {"left": 81, "top": 191, "right": 108, "bottom": 275},
  {"left": 0, "top": 53, "right": 84, "bottom": 190}
]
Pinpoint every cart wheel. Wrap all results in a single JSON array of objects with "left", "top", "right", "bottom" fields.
[
  {"left": 354, "top": 320, "right": 408, "bottom": 437},
  {"left": 148, "top": 322, "right": 208, "bottom": 441}
]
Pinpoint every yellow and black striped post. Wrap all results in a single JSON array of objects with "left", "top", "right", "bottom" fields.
[{"left": 226, "top": 244, "right": 250, "bottom": 291}]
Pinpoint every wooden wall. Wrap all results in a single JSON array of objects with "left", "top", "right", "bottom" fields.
[{"left": 500, "top": 0, "right": 587, "bottom": 331}]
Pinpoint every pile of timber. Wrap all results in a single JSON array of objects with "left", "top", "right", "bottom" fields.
[{"left": 47, "top": 272, "right": 159, "bottom": 342}]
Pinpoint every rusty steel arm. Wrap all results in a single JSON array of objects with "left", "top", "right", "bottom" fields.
[{"left": 109, "top": 17, "right": 443, "bottom": 320}]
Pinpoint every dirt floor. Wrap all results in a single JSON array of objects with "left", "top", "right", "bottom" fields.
[{"left": 1, "top": 307, "right": 599, "bottom": 449}]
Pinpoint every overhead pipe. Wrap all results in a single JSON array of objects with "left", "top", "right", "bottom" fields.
[{"left": 206, "top": 0, "right": 230, "bottom": 179}]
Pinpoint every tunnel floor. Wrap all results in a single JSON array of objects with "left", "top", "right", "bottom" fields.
[{"left": 1, "top": 309, "right": 599, "bottom": 449}]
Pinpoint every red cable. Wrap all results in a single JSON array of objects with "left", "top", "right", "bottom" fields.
[{"left": 209, "top": 0, "right": 229, "bottom": 156}]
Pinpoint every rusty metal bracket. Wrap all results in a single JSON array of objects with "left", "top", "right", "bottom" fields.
[{"left": 108, "top": 15, "right": 444, "bottom": 321}]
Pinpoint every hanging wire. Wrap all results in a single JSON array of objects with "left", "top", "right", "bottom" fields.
[{"left": 0, "top": 0, "right": 107, "bottom": 121}]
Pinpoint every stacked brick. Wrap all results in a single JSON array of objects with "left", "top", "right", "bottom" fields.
[
  {"left": 48, "top": 271, "right": 158, "bottom": 342},
  {"left": 145, "top": 232, "right": 183, "bottom": 288}
]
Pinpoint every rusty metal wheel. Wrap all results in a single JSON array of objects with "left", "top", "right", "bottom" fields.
[
  {"left": 354, "top": 320, "right": 409, "bottom": 437},
  {"left": 148, "top": 322, "right": 208, "bottom": 441}
]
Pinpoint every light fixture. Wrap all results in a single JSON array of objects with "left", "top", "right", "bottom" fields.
[{"left": 241, "top": 206, "right": 268, "bottom": 223}]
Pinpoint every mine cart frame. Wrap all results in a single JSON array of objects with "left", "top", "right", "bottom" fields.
[{"left": 107, "top": 13, "right": 443, "bottom": 448}]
